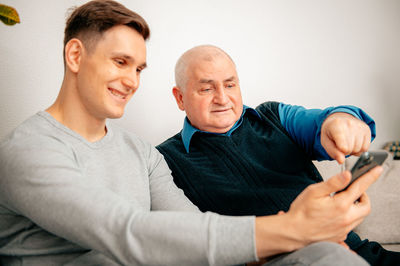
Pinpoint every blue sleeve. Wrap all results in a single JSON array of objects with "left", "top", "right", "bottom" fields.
[{"left": 278, "top": 103, "right": 376, "bottom": 160}]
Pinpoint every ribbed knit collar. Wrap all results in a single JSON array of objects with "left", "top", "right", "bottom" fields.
[{"left": 181, "top": 105, "right": 261, "bottom": 153}]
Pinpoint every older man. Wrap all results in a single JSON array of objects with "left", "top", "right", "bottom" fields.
[{"left": 157, "top": 45, "right": 400, "bottom": 265}]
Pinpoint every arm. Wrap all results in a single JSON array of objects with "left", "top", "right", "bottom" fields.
[
  {"left": 255, "top": 165, "right": 383, "bottom": 259},
  {"left": 147, "top": 146, "right": 200, "bottom": 212},
  {"left": 0, "top": 137, "right": 256, "bottom": 266},
  {"left": 278, "top": 103, "right": 376, "bottom": 161}
]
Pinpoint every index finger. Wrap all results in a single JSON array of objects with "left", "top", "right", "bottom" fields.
[
  {"left": 336, "top": 166, "right": 383, "bottom": 203},
  {"left": 321, "top": 136, "right": 346, "bottom": 164}
]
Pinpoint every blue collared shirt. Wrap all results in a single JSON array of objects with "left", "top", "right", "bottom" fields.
[
  {"left": 181, "top": 105, "right": 260, "bottom": 153},
  {"left": 181, "top": 103, "right": 376, "bottom": 159}
]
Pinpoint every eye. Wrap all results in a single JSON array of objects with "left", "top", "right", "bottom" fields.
[
  {"left": 200, "top": 87, "right": 212, "bottom": 93},
  {"left": 114, "top": 58, "right": 126, "bottom": 66},
  {"left": 226, "top": 82, "right": 235, "bottom": 88}
]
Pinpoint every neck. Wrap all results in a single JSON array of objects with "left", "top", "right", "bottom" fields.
[{"left": 47, "top": 77, "right": 107, "bottom": 143}]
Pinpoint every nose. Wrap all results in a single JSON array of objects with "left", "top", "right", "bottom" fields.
[
  {"left": 213, "top": 86, "right": 229, "bottom": 105},
  {"left": 122, "top": 67, "right": 140, "bottom": 91},
  {"left": 122, "top": 72, "right": 139, "bottom": 92}
]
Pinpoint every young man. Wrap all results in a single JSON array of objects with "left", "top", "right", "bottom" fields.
[
  {"left": 157, "top": 45, "right": 400, "bottom": 265},
  {"left": 0, "top": 2, "right": 377, "bottom": 265}
]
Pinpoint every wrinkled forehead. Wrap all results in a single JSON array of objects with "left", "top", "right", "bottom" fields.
[{"left": 187, "top": 52, "right": 237, "bottom": 79}]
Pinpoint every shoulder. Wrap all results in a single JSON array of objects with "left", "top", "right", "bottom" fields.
[
  {"left": 1, "top": 112, "right": 68, "bottom": 152},
  {"left": 255, "top": 101, "right": 280, "bottom": 117},
  {"left": 108, "top": 123, "right": 162, "bottom": 163},
  {"left": 111, "top": 123, "right": 150, "bottom": 148},
  {"left": 0, "top": 113, "right": 78, "bottom": 194},
  {"left": 252, "top": 101, "right": 283, "bottom": 127},
  {"left": 156, "top": 132, "right": 183, "bottom": 153},
  {"left": 0, "top": 112, "right": 82, "bottom": 161}
]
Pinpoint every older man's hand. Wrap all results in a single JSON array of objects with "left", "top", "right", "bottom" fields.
[{"left": 321, "top": 112, "right": 371, "bottom": 164}]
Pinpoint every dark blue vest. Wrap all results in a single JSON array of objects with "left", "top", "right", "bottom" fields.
[{"left": 157, "top": 101, "right": 321, "bottom": 216}]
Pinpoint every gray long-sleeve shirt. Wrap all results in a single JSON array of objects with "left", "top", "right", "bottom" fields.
[{"left": 0, "top": 111, "right": 257, "bottom": 265}]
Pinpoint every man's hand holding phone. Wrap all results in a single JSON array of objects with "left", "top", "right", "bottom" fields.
[
  {"left": 272, "top": 156, "right": 384, "bottom": 250},
  {"left": 254, "top": 154, "right": 385, "bottom": 259}
]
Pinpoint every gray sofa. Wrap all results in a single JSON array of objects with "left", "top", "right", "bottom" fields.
[{"left": 313, "top": 153, "right": 400, "bottom": 252}]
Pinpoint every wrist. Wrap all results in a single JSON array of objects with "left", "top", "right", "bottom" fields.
[{"left": 255, "top": 213, "right": 306, "bottom": 259}]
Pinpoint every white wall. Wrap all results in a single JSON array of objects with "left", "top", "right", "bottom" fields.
[{"left": 1, "top": 0, "right": 399, "bottom": 148}]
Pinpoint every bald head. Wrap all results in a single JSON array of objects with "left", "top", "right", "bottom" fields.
[{"left": 175, "top": 45, "right": 236, "bottom": 90}]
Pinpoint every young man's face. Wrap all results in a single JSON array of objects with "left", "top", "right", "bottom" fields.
[
  {"left": 76, "top": 25, "right": 147, "bottom": 120},
  {"left": 176, "top": 55, "right": 243, "bottom": 133}
]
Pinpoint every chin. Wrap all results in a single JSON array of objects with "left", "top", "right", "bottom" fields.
[
  {"left": 217, "top": 121, "right": 236, "bottom": 130},
  {"left": 107, "top": 110, "right": 124, "bottom": 119},
  {"left": 211, "top": 124, "right": 234, "bottom": 133}
]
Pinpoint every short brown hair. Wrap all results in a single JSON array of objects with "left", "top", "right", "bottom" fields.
[{"left": 63, "top": 0, "right": 150, "bottom": 59}]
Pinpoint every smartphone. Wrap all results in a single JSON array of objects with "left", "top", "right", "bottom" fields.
[{"left": 338, "top": 151, "right": 388, "bottom": 192}]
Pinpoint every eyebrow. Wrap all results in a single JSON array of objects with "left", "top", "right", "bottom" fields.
[
  {"left": 199, "top": 76, "right": 236, "bottom": 84},
  {"left": 224, "top": 76, "right": 236, "bottom": 82},
  {"left": 111, "top": 52, "right": 147, "bottom": 68},
  {"left": 199, "top": 79, "right": 214, "bottom": 84}
]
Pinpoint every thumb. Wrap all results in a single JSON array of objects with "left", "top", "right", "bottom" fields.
[{"left": 316, "top": 171, "right": 351, "bottom": 196}]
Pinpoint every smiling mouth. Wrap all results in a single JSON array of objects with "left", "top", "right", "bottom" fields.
[
  {"left": 212, "top": 108, "right": 231, "bottom": 113},
  {"left": 108, "top": 88, "right": 127, "bottom": 99}
]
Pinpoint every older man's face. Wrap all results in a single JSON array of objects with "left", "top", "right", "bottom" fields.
[{"left": 176, "top": 55, "right": 243, "bottom": 133}]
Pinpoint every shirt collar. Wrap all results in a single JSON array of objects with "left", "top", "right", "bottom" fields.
[{"left": 181, "top": 105, "right": 261, "bottom": 153}]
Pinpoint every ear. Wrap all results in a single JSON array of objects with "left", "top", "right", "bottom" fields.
[
  {"left": 64, "top": 38, "right": 84, "bottom": 73},
  {"left": 172, "top": 86, "right": 185, "bottom": 111}
]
